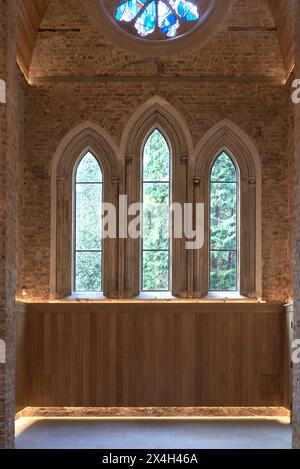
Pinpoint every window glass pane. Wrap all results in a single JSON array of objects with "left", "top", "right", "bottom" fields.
[
  {"left": 210, "top": 251, "right": 237, "bottom": 291},
  {"left": 75, "top": 252, "right": 102, "bottom": 292},
  {"left": 168, "top": 0, "right": 200, "bottom": 22},
  {"left": 75, "top": 153, "right": 103, "bottom": 293},
  {"left": 142, "top": 129, "right": 170, "bottom": 292},
  {"left": 135, "top": 0, "right": 156, "bottom": 37},
  {"left": 210, "top": 182, "right": 237, "bottom": 251},
  {"left": 76, "top": 184, "right": 102, "bottom": 251},
  {"left": 143, "top": 183, "right": 169, "bottom": 250},
  {"left": 76, "top": 152, "right": 102, "bottom": 183},
  {"left": 116, "top": 0, "right": 147, "bottom": 22},
  {"left": 211, "top": 152, "right": 237, "bottom": 182},
  {"left": 158, "top": 1, "right": 179, "bottom": 37},
  {"left": 209, "top": 152, "right": 238, "bottom": 292},
  {"left": 143, "top": 251, "right": 169, "bottom": 291},
  {"left": 143, "top": 129, "right": 170, "bottom": 181}
]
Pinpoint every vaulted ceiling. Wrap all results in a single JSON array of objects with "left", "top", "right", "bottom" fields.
[
  {"left": 16, "top": 0, "right": 295, "bottom": 81},
  {"left": 268, "top": 0, "right": 295, "bottom": 75},
  {"left": 17, "top": 0, "right": 50, "bottom": 78}
]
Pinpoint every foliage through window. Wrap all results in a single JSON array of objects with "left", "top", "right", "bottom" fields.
[
  {"left": 74, "top": 152, "right": 103, "bottom": 292},
  {"left": 142, "top": 130, "right": 170, "bottom": 291},
  {"left": 115, "top": 0, "right": 201, "bottom": 38},
  {"left": 209, "top": 152, "right": 238, "bottom": 292}
]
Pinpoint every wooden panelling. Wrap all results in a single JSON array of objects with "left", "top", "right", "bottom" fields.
[
  {"left": 268, "top": 0, "right": 295, "bottom": 74},
  {"left": 16, "top": 308, "right": 28, "bottom": 412},
  {"left": 283, "top": 304, "right": 293, "bottom": 409},
  {"left": 16, "top": 302, "right": 288, "bottom": 409},
  {"left": 17, "top": 0, "right": 50, "bottom": 78}
]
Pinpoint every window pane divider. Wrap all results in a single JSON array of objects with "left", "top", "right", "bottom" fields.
[
  {"left": 143, "top": 180, "right": 170, "bottom": 184},
  {"left": 75, "top": 250, "right": 102, "bottom": 253},
  {"left": 76, "top": 181, "right": 103, "bottom": 185}
]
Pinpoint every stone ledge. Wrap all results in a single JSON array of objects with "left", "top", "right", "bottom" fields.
[{"left": 16, "top": 406, "right": 291, "bottom": 419}]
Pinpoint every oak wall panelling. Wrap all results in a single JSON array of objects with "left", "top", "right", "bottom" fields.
[{"left": 16, "top": 302, "right": 288, "bottom": 410}]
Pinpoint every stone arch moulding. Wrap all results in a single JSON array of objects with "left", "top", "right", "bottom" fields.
[
  {"left": 84, "top": 0, "right": 233, "bottom": 56},
  {"left": 192, "top": 119, "right": 262, "bottom": 299},
  {"left": 50, "top": 121, "right": 120, "bottom": 299},
  {"left": 121, "top": 96, "right": 194, "bottom": 298}
]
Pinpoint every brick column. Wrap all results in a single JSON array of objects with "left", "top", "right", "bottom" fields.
[
  {"left": 0, "top": 0, "right": 17, "bottom": 449},
  {"left": 293, "top": 0, "right": 300, "bottom": 450}
]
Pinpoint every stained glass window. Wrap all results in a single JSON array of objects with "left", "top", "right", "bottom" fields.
[
  {"left": 115, "top": 0, "right": 200, "bottom": 38},
  {"left": 209, "top": 152, "right": 239, "bottom": 292},
  {"left": 142, "top": 130, "right": 170, "bottom": 291},
  {"left": 74, "top": 152, "right": 103, "bottom": 292}
]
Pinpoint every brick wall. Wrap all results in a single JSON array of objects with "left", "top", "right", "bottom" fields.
[
  {"left": 0, "top": 0, "right": 18, "bottom": 449},
  {"left": 7, "top": 0, "right": 288, "bottom": 305},
  {"left": 293, "top": 0, "right": 300, "bottom": 450},
  {"left": 15, "top": 0, "right": 292, "bottom": 303},
  {"left": 30, "top": 0, "right": 285, "bottom": 81},
  {"left": 20, "top": 80, "right": 292, "bottom": 302}
]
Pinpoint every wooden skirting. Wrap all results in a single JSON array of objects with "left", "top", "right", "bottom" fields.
[{"left": 16, "top": 302, "right": 289, "bottom": 410}]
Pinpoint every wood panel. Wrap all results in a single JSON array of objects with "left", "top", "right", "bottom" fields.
[
  {"left": 16, "top": 302, "right": 287, "bottom": 409},
  {"left": 16, "top": 308, "right": 28, "bottom": 412},
  {"left": 268, "top": 0, "right": 295, "bottom": 74},
  {"left": 283, "top": 303, "right": 293, "bottom": 409},
  {"left": 17, "top": 0, "right": 50, "bottom": 78}
]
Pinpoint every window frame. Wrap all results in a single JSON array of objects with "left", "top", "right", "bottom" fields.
[
  {"left": 84, "top": 0, "right": 232, "bottom": 57},
  {"left": 193, "top": 121, "right": 261, "bottom": 299},
  {"left": 50, "top": 125, "right": 119, "bottom": 300},
  {"left": 51, "top": 111, "right": 260, "bottom": 302},
  {"left": 124, "top": 105, "right": 190, "bottom": 299}
]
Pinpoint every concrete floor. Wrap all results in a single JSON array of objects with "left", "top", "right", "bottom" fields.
[{"left": 15, "top": 417, "right": 292, "bottom": 449}]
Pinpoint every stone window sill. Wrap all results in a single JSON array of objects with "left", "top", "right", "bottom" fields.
[{"left": 60, "top": 291, "right": 258, "bottom": 303}]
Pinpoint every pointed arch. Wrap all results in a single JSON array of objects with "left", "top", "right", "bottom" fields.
[
  {"left": 50, "top": 122, "right": 120, "bottom": 299},
  {"left": 121, "top": 95, "right": 193, "bottom": 158},
  {"left": 193, "top": 119, "right": 262, "bottom": 298},
  {"left": 122, "top": 96, "right": 193, "bottom": 298}
]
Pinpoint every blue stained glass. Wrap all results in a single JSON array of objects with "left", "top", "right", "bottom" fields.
[
  {"left": 115, "top": 0, "right": 201, "bottom": 38},
  {"left": 168, "top": 0, "right": 200, "bottom": 21},
  {"left": 116, "top": 0, "right": 147, "bottom": 22},
  {"left": 158, "top": 1, "right": 179, "bottom": 37},
  {"left": 135, "top": 0, "right": 156, "bottom": 37}
]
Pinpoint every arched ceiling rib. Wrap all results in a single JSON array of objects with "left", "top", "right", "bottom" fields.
[{"left": 16, "top": 0, "right": 295, "bottom": 81}]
